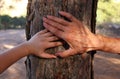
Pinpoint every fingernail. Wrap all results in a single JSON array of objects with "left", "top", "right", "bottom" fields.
[
  {"left": 47, "top": 15, "right": 52, "bottom": 18},
  {"left": 53, "top": 56, "right": 57, "bottom": 58},
  {"left": 59, "top": 11, "right": 62, "bottom": 13},
  {"left": 59, "top": 11, "right": 63, "bottom": 14}
]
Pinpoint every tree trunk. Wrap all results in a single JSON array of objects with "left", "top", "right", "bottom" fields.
[{"left": 25, "top": 0, "right": 98, "bottom": 79}]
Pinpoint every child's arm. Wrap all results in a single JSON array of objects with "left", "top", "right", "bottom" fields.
[{"left": 0, "top": 29, "right": 62, "bottom": 74}]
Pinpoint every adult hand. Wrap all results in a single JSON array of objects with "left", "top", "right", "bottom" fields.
[
  {"left": 43, "top": 11, "right": 101, "bottom": 57},
  {"left": 27, "top": 29, "right": 62, "bottom": 58}
]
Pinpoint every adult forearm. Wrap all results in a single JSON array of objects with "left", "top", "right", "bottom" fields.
[
  {"left": 0, "top": 42, "right": 29, "bottom": 74},
  {"left": 96, "top": 34, "right": 120, "bottom": 54}
]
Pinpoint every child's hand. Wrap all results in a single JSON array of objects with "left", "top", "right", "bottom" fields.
[{"left": 26, "top": 29, "right": 62, "bottom": 58}]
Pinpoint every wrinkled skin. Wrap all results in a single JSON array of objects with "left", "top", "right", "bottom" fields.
[{"left": 43, "top": 11, "right": 101, "bottom": 57}]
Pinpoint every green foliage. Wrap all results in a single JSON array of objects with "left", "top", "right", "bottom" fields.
[
  {"left": 0, "top": 15, "right": 25, "bottom": 30},
  {"left": 1, "top": 0, "right": 120, "bottom": 29},
  {"left": 0, "top": 18, "right": 4, "bottom": 29},
  {"left": 97, "top": 0, "right": 120, "bottom": 24}
]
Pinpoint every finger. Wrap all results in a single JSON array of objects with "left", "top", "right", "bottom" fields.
[
  {"left": 47, "top": 36, "right": 59, "bottom": 41},
  {"left": 47, "top": 42, "right": 63, "bottom": 48},
  {"left": 46, "top": 15, "right": 69, "bottom": 26},
  {"left": 32, "top": 29, "right": 48, "bottom": 38},
  {"left": 59, "top": 11, "right": 78, "bottom": 22},
  {"left": 39, "top": 29, "right": 48, "bottom": 34},
  {"left": 55, "top": 48, "right": 77, "bottom": 57},
  {"left": 43, "top": 32, "right": 54, "bottom": 37},
  {"left": 43, "top": 17, "right": 66, "bottom": 31},
  {"left": 43, "top": 22, "right": 64, "bottom": 38},
  {"left": 39, "top": 53, "right": 57, "bottom": 58}
]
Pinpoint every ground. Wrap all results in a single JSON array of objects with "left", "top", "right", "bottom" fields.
[
  {"left": 0, "top": 29, "right": 120, "bottom": 79},
  {"left": 0, "top": 30, "right": 26, "bottom": 79}
]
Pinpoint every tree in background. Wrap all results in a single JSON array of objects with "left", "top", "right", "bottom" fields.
[
  {"left": 97, "top": 0, "right": 120, "bottom": 23},
  {"left": 0, "top": 15, "right": 25, "bottom": 29},
  {"left": 25, "top": 0, "right": 98, "bottom": 79},
  {"left": 0, "top": 15, "right": 11, "bottom": 30}
]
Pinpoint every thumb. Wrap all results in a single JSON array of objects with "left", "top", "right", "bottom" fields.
[
  {"left": 55, "top": 48, "right": 77, "bottom": 58},
  {"left": 38, "top": 52, "right": 57, "bottom": 59}
]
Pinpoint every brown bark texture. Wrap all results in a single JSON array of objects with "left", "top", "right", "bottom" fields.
[{"left": 25, "top": 0, "right": 98, "bottom": 79}]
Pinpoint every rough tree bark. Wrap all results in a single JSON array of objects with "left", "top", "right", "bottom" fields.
[{"left": 25, "top": 0, "right": 98, "bottom": 79}]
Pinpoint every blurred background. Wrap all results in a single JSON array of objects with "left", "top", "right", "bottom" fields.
[
  {"left": 0, "top": 0, "right": 120, "bottom": 79},
  {"left": 0, "top": 0, "right": 27, "bottom": 29}
]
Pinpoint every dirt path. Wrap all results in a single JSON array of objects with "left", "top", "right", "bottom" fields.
[
  {"left": 0, "top": 29, "right": 120, "bottom": 79},
  {"left": 94, "top": 52, "right": 120, "bottom": 79},
  {"left": 0, "top": 30, "right": 26, "bottom": 79}
]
